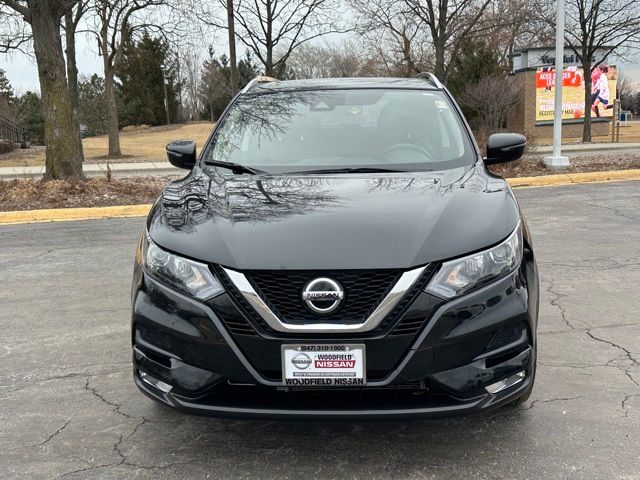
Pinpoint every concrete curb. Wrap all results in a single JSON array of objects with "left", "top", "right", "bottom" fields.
[
  {"left": 1, "top": 169, "right": 639, "bottom": 225},
  {"left": 507, "top": 168, "right": 640, "bottom": 188}
]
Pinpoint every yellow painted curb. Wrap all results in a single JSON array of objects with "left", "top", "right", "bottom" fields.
[
  {"left": 1, "top": 169, "right": 639, "bottom": 225},
  {"left": 508, "top": 169, "right": 640, "bottom": 188},
  {"left": 0, "top": 204, "right": 152, "bottom": 225}
]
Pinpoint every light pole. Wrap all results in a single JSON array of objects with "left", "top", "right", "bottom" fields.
[
  {"left": 544, "top": 0, "right": 570, "bottom": 168},
  {"left": 160, "top": 64, "right": 170, "bottom": 126}
]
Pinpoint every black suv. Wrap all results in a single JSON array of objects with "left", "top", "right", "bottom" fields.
[{"left": 131, "top": 75, "right": 538, "bottom": 418}]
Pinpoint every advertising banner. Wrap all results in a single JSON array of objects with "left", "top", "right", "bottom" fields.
[{"left": 535, "top": 65, "right": 617, "bottom": 122}]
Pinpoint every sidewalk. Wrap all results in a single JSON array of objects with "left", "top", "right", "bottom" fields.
[
  {"left": 535, "top": 142, "right": 640, "bottom": 154},
  {"left": 0, "top": 161, "right": 179, "bottom": 180}
]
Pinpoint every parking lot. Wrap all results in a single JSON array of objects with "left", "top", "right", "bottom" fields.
[{"left": 1, "top": 180, "right": 639, "bottom": 479}]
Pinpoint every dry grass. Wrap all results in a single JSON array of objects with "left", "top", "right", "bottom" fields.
[{"left": 0, "top": 122, "right": 214, "bottom": 167}]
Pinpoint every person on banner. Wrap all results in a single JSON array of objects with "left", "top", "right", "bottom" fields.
[{"left": 592, "top": 65, "right": 612, "bottom": 117}]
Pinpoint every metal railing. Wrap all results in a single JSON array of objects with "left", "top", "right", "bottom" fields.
[{"left": 0, "top": 114, "right": 29, "bottom": 147}]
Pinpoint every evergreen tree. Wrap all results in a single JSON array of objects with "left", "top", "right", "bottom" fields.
[
  {"left": 446, "top": 40, "right": 506, "bottom": 98},
  {"left": 0, "top": 69, "right": 16, "bottom": 107},
  {"left": 78, "top": 74, "right": 108, "bottom": 135},
  {"left": 117, "top": 31, "right": 181, "bottom": 126},
  {"left": 198, "top": 49, "right": 261, "bottom": 121},
  {"left": 238, "top": 50, "right": 261, "bottom": 87},
  {"left": 15, "top": 92, "right": 45, "bottom": 145},
  {"left": 198, "top": 51, "right": 230, "bottom": 122}
]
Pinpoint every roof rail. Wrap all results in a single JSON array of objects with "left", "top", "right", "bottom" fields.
[
  {"left": 241, "top": 75, "right": 279, "bottom": 94},
  {"left": 414, "top": 72, "right": 443, "bottom": 89}
]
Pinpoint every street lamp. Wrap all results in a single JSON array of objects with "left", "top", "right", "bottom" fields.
[
  {"left": 160, "top": 64, "right": 170, "bottom": 126},
  {"left": 544, "top": 0, "right": 570, "bottom": 168}
]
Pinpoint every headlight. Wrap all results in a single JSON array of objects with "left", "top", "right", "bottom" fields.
[
  {"left": 425, "top": 223, "right": 523, "bottom": 299},
  {"left": 142, "top": 234, "right": 224, "bottom": 300}
]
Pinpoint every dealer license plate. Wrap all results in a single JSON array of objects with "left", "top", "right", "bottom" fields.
[{"left": 281, "top": 344, "right": 366, "bottom": 386}]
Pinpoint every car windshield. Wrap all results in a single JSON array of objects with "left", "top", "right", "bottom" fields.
[{"left": 204, "top": 88, "right": 476, "bottom": 174}]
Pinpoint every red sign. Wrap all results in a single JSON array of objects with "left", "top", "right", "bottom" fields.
[
  {"left": 535, "top": 69, "right": 584, "bottom": 88},
  {"left": 315, "top": 360, "right": 356, "bottom": 368}
]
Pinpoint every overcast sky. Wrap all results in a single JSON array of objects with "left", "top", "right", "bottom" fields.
[{"left": 2, "top": 33, "right": 640, "bottom": 93}]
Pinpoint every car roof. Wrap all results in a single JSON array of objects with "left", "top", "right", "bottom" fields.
[{"left": 248, "top": 77, "right": 441, "bottom": 94}]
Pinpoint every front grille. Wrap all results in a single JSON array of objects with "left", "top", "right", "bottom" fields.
[
  {"left": 246, "top": 269, "right": 402, "bottom": 325},
  {"left": 213, "top": 264, "right": 438, "bottom": 339}
]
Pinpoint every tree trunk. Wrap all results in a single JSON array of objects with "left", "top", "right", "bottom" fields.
[
  {"left": 104, "top": 66, "right": 122, "bottom": 157},
  {"left": 64, "top": 12, "right": 79, "bottom": 114},
  {"left": 29, "top": 1, "right": 84, "bottom": 180},
  {"left": 64, "top": 10, "right": 84, "bottom": 162},
  {"left": 227, "top": 0, "right": 239, "bottom": 95},
  {"left": 265, "top": 46, "right": 274, "bottom": 77},
  {"left": 582, "top": 62, "right": 593, "bottom": 143},
  {"left": 433, "top": 37, "right": 446, "bottom": 83}
]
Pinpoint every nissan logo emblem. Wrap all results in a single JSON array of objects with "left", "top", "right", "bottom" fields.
[
  {"left": 291, "top": 353, "right": 312, "bottom": 370},
  {"left": 301, "top": 277, "right": 344, "bottom": 314}
]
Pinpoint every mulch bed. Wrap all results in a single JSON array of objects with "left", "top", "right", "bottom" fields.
[
  {"left": 1, "top": 153, "right": 639, "bottom": 212},
  {"left": 489, "top": 153, "right": 640, "bottom": 178},
  {"left": 0, "top": 176, "right": 174, "bottom": 212}
]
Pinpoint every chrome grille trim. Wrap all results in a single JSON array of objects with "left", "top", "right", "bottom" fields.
[{"left": 221, "top": 266, "right": 427, "bottom": 333}]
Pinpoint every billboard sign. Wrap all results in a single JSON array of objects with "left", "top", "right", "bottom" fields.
[
  {"left": 513, "top": 46, "right": 612, "bottom": 71},
  {"left": 535, "top": 65, "right": 617, "bottom": 122}
]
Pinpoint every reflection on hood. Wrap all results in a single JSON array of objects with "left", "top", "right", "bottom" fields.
[{"left": 149, "top": 166, "right": 518, "bottom": 270}]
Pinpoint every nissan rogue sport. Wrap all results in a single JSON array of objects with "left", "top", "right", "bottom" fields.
[{"left": 131, "top": 74, "right": 538, "bottom": 418}]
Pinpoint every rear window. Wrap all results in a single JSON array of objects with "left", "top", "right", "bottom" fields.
[{"left": 205, "top": 89, "right": 475, "bottom": 174}]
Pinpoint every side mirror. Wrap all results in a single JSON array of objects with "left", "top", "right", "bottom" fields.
[
  {"left": 167, "top": 140, "right": 196, "bottom": 170},
  {"left": 485, "top": 133, "right": 526, "bottom": 165}
]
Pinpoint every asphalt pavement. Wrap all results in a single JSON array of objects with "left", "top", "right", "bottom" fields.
[{"left": 1, "top": 181, "right": 639, "bottom": 479}]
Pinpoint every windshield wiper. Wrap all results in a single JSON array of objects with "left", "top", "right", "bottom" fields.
[
  {"left": 204, "top": 160, "right": 266, "bottom": 175},
  {"left": 290, "top": 167, "right": 407, "bottom": 175}
]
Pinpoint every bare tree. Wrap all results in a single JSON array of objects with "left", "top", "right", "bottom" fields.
[
  {"left": 484, "top": 0, "right": 551, "bottom": 70},
  {"left": 402, "top": 0, "right": 494, "bottom": 83},
  {"left": 63, "top": 1, "right": 87, "bottom": 118},
  {"left": 63, "top": 0, "right": 87, "bottom": 162},
  {"left": 558, "top": 0, "right": 640, "bottom": 142},
  {"left": 0, "top": 0, "right": 84, "bottom": 179},
  {"left": 0, "top": 4, "right": 31, "bottom": 53},
  {"left": 286, "top": 42, "right": 363, "bottom": 78},
  {"left": 180, "top": 48, "right": 202, "bottom": 120},
  {"left": 617, "top": 71, "right": 638, "bottom": 112},
  {"left": 222, "top": 0, "right": 347, "bottom": 78},
  {"left": 458, "top": 74, "right": 523, "bottom": 139},
  {"left": 350, "top": 0, "right": 428, "bottom": 76},
  {"left": 90, "top": 0, "right": 171, "bottom": 157}
]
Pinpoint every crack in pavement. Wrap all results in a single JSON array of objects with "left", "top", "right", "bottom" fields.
[
  {"left": 58, "top": 417, "right": 187, "bottom": 478},
  {"left": 585, "top": 330, "right": 640, "bottom": 368},
  {"left": 544, "top": 279, "right": 591, "bottom": 330},
  {"left": 84, "top": 376, "right": 145, "bottom": 422},
  {"left": 620, "top": 393, "right": 640, "bottom": 419},
  {"left": 4, "top": 367, "right": 131, "bottom": 394},
  {"left": 585, "top": 202, "right": 640, "bottom": 222},
  {"left": 519, "top": 395, "right": 585, "bottom": 412},
  {"left": 26, "top": 420, "right": 72, "bottom": 448}
]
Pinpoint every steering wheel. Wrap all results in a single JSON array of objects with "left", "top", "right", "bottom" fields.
[{"left": 377, "top": 143, "right": 433, "bottom": 162}]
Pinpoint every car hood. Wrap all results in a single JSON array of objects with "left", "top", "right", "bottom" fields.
[{"left": 147, "top": 166, "right": 520, "bottom": 270}]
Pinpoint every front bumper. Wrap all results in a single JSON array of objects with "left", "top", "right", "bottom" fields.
[{"left": 131, "top": 252, "right": 538, "bottom": 419}]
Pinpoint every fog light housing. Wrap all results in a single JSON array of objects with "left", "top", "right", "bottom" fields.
[
  {"left": 139, "top": 371, "right": 173, "bottom": 393},
  {"left": 485, "top": 371, "right": 525, "bottom": 394}
]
